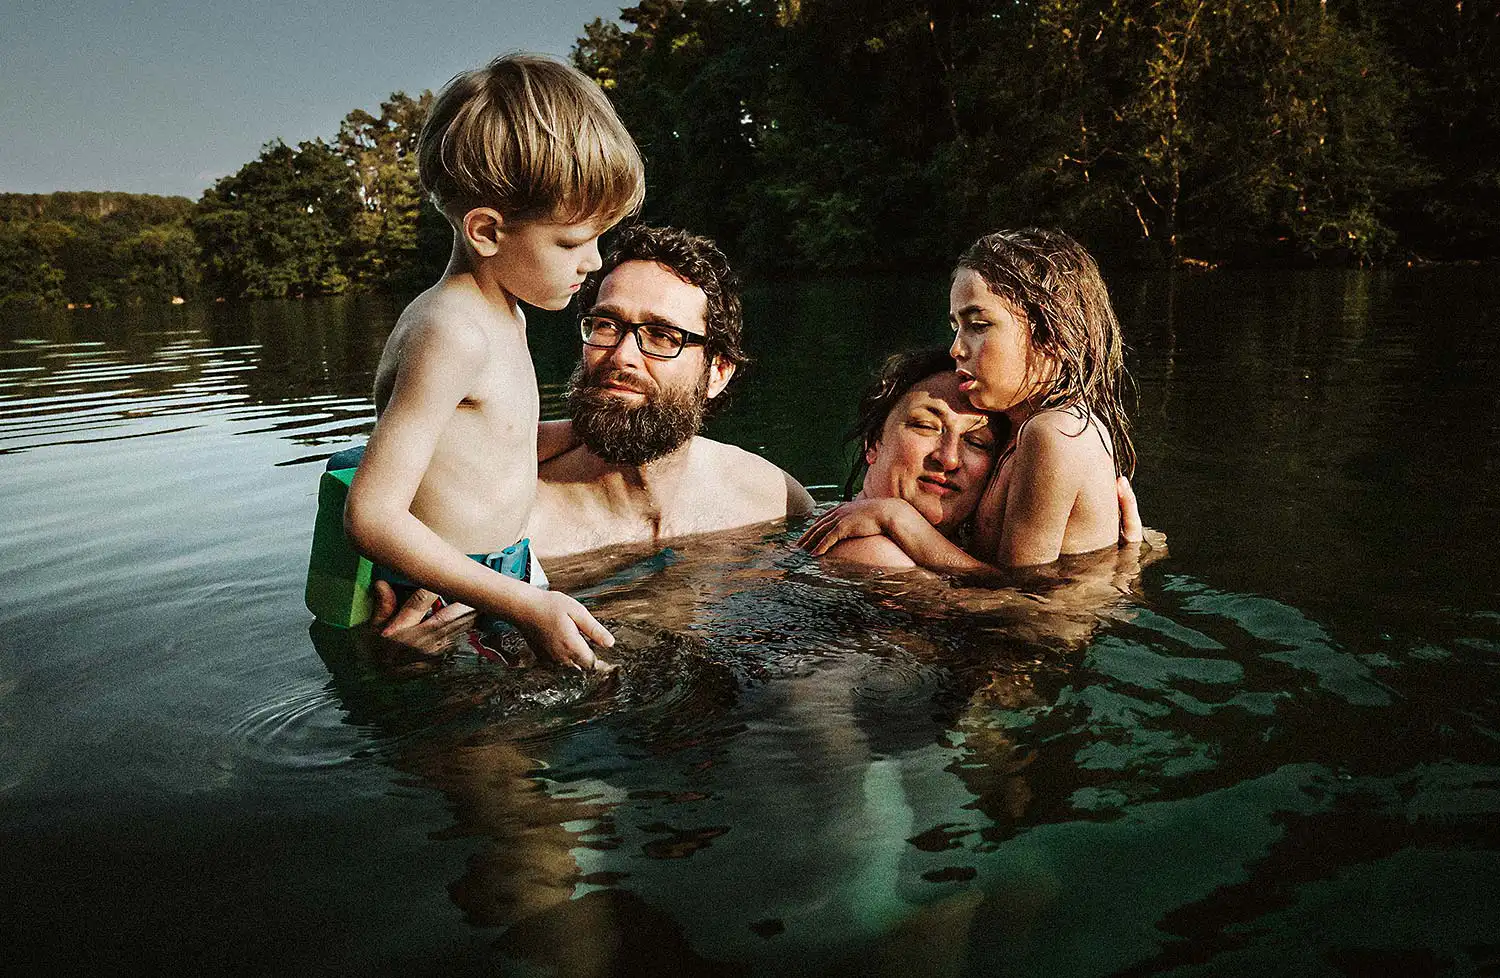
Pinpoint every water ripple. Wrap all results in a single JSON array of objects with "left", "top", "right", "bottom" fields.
[
  {"left": 0, "top": 329, "right": 375, "bottom": 455},
  {"left": 227, "top": 679, "right": 362, "bottom": 771}
]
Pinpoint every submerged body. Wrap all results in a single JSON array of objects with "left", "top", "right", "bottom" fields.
[{"left": 532, "top": 421, "right": 810, "bottom": 559}]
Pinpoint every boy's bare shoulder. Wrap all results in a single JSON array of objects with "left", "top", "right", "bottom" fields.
[
  {"left": 393, "top": 283, "right": 497, "bottom": 358},
  {"left": 692, "top": 437, "right": 814, "bottom": 517}
]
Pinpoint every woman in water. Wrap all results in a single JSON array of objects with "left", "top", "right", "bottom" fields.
[
  {"left": 818, "top": 348, "right": 1000, "bottom": 569},
  {"left": 803, "top": 228, "right": 1136, "bottom": 571}
]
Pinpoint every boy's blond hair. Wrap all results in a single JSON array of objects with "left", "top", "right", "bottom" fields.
[{"left": 418, "top": 52, "right": 645, "bottom": 227}]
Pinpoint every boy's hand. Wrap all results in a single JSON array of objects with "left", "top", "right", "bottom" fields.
[{"left": 513, "top": 590, "right": 616, "bottom": 672}]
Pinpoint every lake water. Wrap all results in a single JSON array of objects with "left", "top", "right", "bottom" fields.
[{"left": 3, "top": 268, "right": 1498, "bottom": 976}]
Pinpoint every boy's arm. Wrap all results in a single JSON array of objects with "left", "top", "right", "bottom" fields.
[{"left": 345, "top": 321, "right": 613, "bottom": 668}]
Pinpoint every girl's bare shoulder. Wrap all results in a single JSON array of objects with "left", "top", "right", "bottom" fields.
[{"left": 1015, "top": 408, "right": 1114, "bottom": 467}]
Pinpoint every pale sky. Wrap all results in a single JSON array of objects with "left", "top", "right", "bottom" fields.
[{"left": 0, "top": 0, "right": 627, "bottom": 199}]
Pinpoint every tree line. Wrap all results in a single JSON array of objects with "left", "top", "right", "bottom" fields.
[
  {"left": 2, "top": 0, "right": 1494, "bottom": 309},
  {"left": 0, "top": 92, "right": 445, "bottom": 310},
  {"left": 576, "top": 0, "right": 1497, "bottom": 272}
]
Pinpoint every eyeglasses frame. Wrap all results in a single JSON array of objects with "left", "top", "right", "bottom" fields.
[{"left": 578, "top": 314, "right": 709, "bottom": 361}]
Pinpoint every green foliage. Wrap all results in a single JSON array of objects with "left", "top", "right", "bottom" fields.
[
  {"left": 576, "top": 0, "right": 1471, "bottom": 269},
  {"left": 4, "top": 2, "right": 1493, "bottom": 308},
  {"left": 0, "top": 192, "right": 198, "bottom": 309},
  {"left": 1, "top": 93, "right": 436, "bottom": 307},
  {"left": 337, "top": 92, "right": 434, "bottom": 291},
  {"left": 192, "top": 139, "right": 360, "bottom": 299}
]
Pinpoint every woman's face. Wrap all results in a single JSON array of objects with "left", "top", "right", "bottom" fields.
[
  {"left": 948, "top": 268, "right": 1048, "bottom": 415},
  {"left": 861, "top": 372, "right": 997, "bottom": 534}
]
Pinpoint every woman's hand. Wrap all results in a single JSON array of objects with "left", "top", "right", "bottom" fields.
[{"left": 798, "top": 497, "right": 922, "bottom": 556}]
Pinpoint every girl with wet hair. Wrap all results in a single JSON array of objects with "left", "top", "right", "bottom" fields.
[{"left": 804, "top": 229, "right": 1139, "bottom": 571}]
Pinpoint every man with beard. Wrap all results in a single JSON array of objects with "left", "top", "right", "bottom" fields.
[
  {"left": 374, "top": 225, "right": 813, "bottom": 631},
  {"left": 529, "top": 224, "right": 814, "bottom": 558}
]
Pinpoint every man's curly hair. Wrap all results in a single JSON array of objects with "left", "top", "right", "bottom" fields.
[{"left": 575, "top": 225, "right": 749, "bottom": 375}]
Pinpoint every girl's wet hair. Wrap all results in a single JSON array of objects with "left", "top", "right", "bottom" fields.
[
  {"left": 958, "top": 228, "right": 1136, "bottom": 477},
  {"left": 842, "top": 347, "right": 1005, "bottom": 499}
]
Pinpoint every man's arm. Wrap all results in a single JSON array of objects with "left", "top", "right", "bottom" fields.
[
  {"left": 345, "top": 321, "right": 612, "bottom": 668},
  {"left": 537, "top": 420, "right": 578, "bottom": 464}
]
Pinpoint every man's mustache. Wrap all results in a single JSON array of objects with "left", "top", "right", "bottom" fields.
[{"left": 579, "top": 366, "right": 659, "bottom": 398}]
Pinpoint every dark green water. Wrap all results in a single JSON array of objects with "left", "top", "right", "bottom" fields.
[{"left": 2, "top": 268, "right": 1498, "bottom": 976}]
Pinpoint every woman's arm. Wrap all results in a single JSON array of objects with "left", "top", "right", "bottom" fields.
[
  {"left": 798, "top": 498, "right": 992, "bottom": 574},
  {"left": 822, "top": 534, "right": 919, "bottom": 569}
]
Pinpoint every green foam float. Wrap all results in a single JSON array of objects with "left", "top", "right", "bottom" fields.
[{"left": 305, "top": 447, "right": 372, "bottom": 628}]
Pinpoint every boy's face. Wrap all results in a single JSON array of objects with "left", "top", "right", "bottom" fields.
[{"left": 491, "top": 217, "right": 606, "bottom": 311}]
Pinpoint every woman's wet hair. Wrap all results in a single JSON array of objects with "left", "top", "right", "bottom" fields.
[
  {"left": 842, "top": 347, "right": 998, "bottom": 499},
  {"left": 958, "top": 228, "right": 1136, "bottom": 477}
]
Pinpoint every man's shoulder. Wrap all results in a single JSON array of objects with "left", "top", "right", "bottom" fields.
[
  {"left": 689, "top": 437, "right": 814, "bottom": 517},
  {"left": 690, "top": 436, "right": 783, "bottom": 481}
]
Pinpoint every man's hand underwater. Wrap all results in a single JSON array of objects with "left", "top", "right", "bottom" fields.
[{"left": 368, "top": 580, "right": 616, "bottom": 672}]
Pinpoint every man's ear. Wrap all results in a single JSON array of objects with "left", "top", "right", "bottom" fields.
[
  {"left": 461, "top": 208, "right": 504, "bottom": 257},
  {"left": 864, "top": 440, "right": 879, "bottom": 466},
  {"left": 705, "top": 356, "right": 736, "bottom": 400}
]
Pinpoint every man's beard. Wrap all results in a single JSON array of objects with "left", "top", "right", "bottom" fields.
[{"left": 567, "top": 361, "right": 709, "bottom": 465}]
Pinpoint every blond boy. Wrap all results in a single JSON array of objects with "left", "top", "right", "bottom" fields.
[{"left": 344, "top": 53, "right": 644, "bottom": 669}]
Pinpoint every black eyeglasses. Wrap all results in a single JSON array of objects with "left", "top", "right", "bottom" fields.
[{"left": 579, "top": 314, "right": 707, "bottom": 360}]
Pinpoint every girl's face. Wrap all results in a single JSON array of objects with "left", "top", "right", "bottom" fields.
[
  {"left": 948, "top": 268, "right": 1050, "bottom": 416},
  {"left": 861, "top": 372, "right": 997, "bottom": 534}
]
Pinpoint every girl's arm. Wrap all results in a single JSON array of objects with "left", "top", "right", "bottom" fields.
[{"left": 988, "top": 417, "right": 1096, "bottom": 567}]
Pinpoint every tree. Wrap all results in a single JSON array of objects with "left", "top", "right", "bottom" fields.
[
  {"left": 193, "top": 140, "right": 359, "bottom": 299},
  {"left": 337, "top": 91, "right": 434, "bottom": 290}
]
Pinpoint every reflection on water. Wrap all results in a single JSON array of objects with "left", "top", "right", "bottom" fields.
[{"left": 2, "top": 269, "right": 1499, "bottom": 975}]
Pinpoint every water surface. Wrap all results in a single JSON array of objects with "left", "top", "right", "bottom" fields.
[{"left": 2, "top": 268, "right": 1498, "bottom": 976}]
